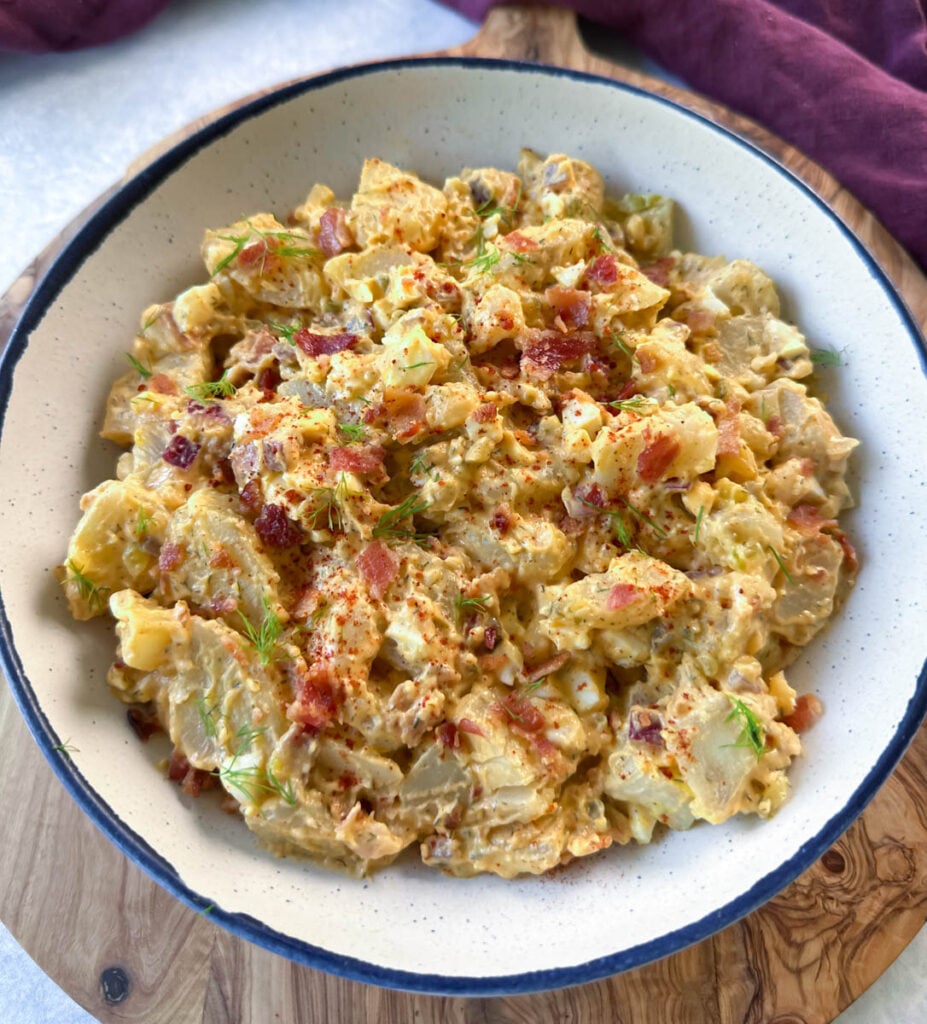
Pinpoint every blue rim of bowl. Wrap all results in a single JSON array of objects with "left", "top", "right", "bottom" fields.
[{"left": 1, "top": 56, "right": 925, "bottom": 997}]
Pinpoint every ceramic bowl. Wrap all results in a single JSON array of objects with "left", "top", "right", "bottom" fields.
[{"left": 1, "top": 59, "right": 925, "bottom": 996}]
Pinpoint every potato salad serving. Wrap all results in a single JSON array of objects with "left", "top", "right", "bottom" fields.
[{"left": 60, "top": 150, "right": 858, "bottom": 878}]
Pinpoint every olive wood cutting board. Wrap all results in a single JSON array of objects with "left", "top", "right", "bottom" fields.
[{"left": 1, "top": 6, "right": 926, "bottom": 1022}]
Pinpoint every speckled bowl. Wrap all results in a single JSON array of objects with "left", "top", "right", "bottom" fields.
[{"left": 1, "top": 59, "right": 925, "bottom": 995}]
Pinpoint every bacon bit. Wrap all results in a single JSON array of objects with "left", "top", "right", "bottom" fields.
[
  {"left": 765, "top": 415, "right": 783, "bottom": 437},
  {"left": 318, "top": 207, "right": 354, "bottom": 257},
  {"left": 606, "top": 584, "right": 640, "bottom": 611},
  {"left": 158, "top": 541, "right": 185, "bottom": 573},
  {"left": 798, "top": 457, "right": 816, "bottom": 478},
  {"left": 546, "top": 286, "right": 591, "bottom": 328},
  {"left": 162, "top": 434, "right": 201, "bottom": 469},
  {"left": 209, "top": 547, "right": 236, "bottom": 569},
  {"left": 256, "top": 364, "right": 281, "bottom": 395},
  {"left": 126, "top": 707, "right": 162, "bottom": 742},
  {"left": 637, "top": 433, "right": 680, "bottom": 483},
  {"left": 287, "top": 665, "right": 341, "bottom": 732},
  {"left": 239, "top": 479, "right": 262, "bottom": 512},
  {"left": 458, "top": 718, "right": 486, "bottom": 738},
  {"left": 382, "top": 389, "right": 426, "bottom": 441},
  {"left": 614, "top": 378, "right": 638, "bottom": 401},
  {"left": 480, "top": 652, "right": 509, "bottom": 673},
  {"left": 148, "top": 373, "right": 177, "bottom": 395},
  {"left": 471, "top": 402, "right": 498, "bottom": 423},
  {"left": 337, "top": 771, "right": 361, "bottom": 791},
  {"left": 782, "top": 694, "right": 824, "bottom": 733},
  {"left": 437, "top": 722, "right": 458, "bottom": 748},
  {"left": 483, "top": 625, "right": 498, "bottom": 651},
  {"left": 329, "top": 445, "right": 386, "bottom": 475},
  {"left": 788, "top": 504, "right": 837, "bottom": 533},
  {"left": 498, "top": 694, "right": 556, "bottom": 756},
  {"left": 254, "top": 503, "right": 303, "bottom": 548},
  {"left": 641, "top": 255, "right": 675, "bottom": 287},
  {"left": 587, "top": 253, "right": 618, "bottom": 287},
  {"left": 682, "top": 307, "right": 715, "bottom": 334},
  {"left": 524, "top": 650, "right": 570, "bottom": 683},
  {"left": 356, "top": 540, "right": 400, "bottom": 599},
  {"left": 167, "top": 748, "right": 214, "bottom": 797},
  {"left": 294, "top": 329, "right": 357, "bottom": 358},
  {"left": 573, "top": 481, "right": 606, "bottom": 512},
  {"left": 717, "top": 399, "right": 742, "bottom": 457},
  {"left": 208, "top": 595, "right": 238, "bottom": 617},
  {"left": 491, "top": 505, "right": 512, "bottom": 534},
  {"left": 523, "top": 331, "right": 597, "bottom": 379},
  {"left": 636, "top": 350, "right": 658, "bottom": 374},
  {"left": 502, "top": 230, "right": 539, "bottom": 253}
]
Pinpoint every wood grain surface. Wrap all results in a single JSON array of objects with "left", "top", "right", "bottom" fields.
[{"left": 2, "top": 6, "right": 926, "bottom": 1022}]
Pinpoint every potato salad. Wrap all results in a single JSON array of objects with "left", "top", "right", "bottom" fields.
[{"left": 60, "top": 151, "right": 858, "bottom": 878}]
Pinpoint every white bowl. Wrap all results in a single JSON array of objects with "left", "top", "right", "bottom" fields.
[{"left": 1, "top": 58, "right": 925, "bottom": 995}]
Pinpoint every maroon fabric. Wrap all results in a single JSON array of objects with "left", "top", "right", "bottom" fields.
[
  {"left": 446, "top": 0, "right": 927, "bottom": 273},
  {"left": 0, "top": 0, "right": 171, "bottom": 53}
]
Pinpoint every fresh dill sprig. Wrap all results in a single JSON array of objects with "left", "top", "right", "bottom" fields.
[
  {"left": 622, "top": 500, "right": 668, "bottom": 539},
  {"left": 607, "top": 331, "right": 635, "bottom": 361},
  {"left": 372, "top": 492, "right": 431, "bottom": 542},
  {"left": 237, "top": 598, "right": 287, "bottom": 665},
  {"left": 269, "top": 320, "right": 300, "bottom": 344},
  {"left": 578, "top": 496, "right": 633, "bottom": 548},
  {"left": 768, "top": 546, "right": 796, "bottom": 585},
  {"left": 194, "top": 696, "right": 220, "bottom": 739},
  {"left": 454, "top": 592, "right": 490, "bottom": 623},
  {"left": 65, "top": 560, "right": 109, "bottom": 613},
  {"left": 212, "top": 225, "right": 320, "bottom": 276},
  {"left": 725, "top": 695, "right": 766, "bottom": 757},
  {"left": 337, "top": 422, "right": 366, "bottom": 444},
  {"left": 53, "top": 739, "right": 80, "bottom": 761},
  {"left": 306, "top": 478, "right": 348, "bottom": 533},
  {"left": 218, "top": 762, "right": 296, "bottom": 805},
  {"left": 185, "top": 373, "right": 237, "bottom": 402},
  {"left": 608, "top": 396, "right": 650, "bottom": 412},
  {"left": 401, "top": 360, "right": 434, "bottom": 371},
  {"left": 522, "top": 676, "right": 547, "bottom": 696},
  {"left": 126, "top": 352, "right": 152, "bottom": 379}
]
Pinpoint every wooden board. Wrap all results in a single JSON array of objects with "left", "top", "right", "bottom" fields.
[{"left": 1, "top": 6, "right": 926, "bottom": 1022}]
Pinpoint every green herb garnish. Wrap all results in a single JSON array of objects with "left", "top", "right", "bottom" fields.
[
  {"left": 768, "top": 546, "right": 795, "bottom": 585},
  {"left": 237, "top": 598, "right": 287, "bottom": 665},
  {"left": 621, "top": 500, "right": 668, "bottom": 539},
  {"left": 810, "top": 347, "right": 843, "bottom": 367},
  {"left": 134, "top": 508, "right": 152, "bottom": 540},
  {"left": 337, "top": 423, "right": 366, "bottom": 444},
  {"left": 726, "top": 695, "right": 766, "bottom": 757},
  {"left": 693, "top": 505, "right": 705, "bottom": 545},
  {"left": 185, "top": 373, "right": 237, "bottom": 401},
  {"left": 372, "top": 492, "right": 431, "bottom": 542},
  {"left": 126, "top": 353, "right": 152, "bottom": 379},
  {"left": 578, "top": 497, "right": 632, "bottom": 548},
  {"left": 195, "top": 696, "right": 220, "bottom": 739},
  {"left": 454, "top": 593, "right": 490, "bottom": 622},
  {"left": 65, "top": 560, "right": 109, "bottom": 613}
]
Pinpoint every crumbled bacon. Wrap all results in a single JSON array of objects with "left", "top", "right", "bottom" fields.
[
  {"left": 641, "top": 256, "right": 675, "bottom": 287},
  {"left": 148, "top": 373, "right": 177, "bottom": 395},
  {"left": 788, "top": 504, "right": 837, "bottom": 533},
  {"left": 524, "top": 650, "right": 570, "bottom": 683},
  {"left": 126, "top": 707, "right": 162, "bottom": 742},
  {"left": 162, "top": 434, "right": 200, "bottom": 469},
  {"left": 546, "top": 286, "right": 591, "bottom": 328},
  {"left": 483, "top": 625, "right": 498, "bottom": 650},
  {"left": 491, "top": 506, "right": 511, "bottom": 534},
  {"left": 502, "top": 230, "right": 539, "bottom": 253},
  {"left": 318, "top": 207, "right": 354, "bottom": 257},
  {"left": 637, "top": 433, "right": 680, "bottom": 483},
  {"left": 158, "top": 542, "right": 185, "bottom": 573},
  {"left": 782, "top": 694, "right": 823, "bottom": 733},
  {"left": 287, "top": 665, "right": 341, "bottom": 731},
  {"left": 471, "top": 402, "right": 498, "bottom": 423},
  {"left": 458, "top": 718, "right": 486, "bottom": 738},
  {"left": 716, "top": 399, "right": 742, "bottom": 457},
  {"left": 613, "top": 378, "right": 638, "bottom": 401},
  {"left": 498, "top": 694, "right": 555, "bottom": 756},
  {"left": 294, "top": 329, "right": 357, "bottom": 358},
  {"left": 606, "top": 583, "right": 640, "bottom": 611},
  {"left": 256, "top": 364, "right": 281, "bottom": 395},
  {"left": 254, "top": 503, "right": 303, "bottom": 548},
  {"left": 329, "top": 445, "right": 386, "bottom": 475},
  {"left": 356, "top": 540, "right": 400, "bottom": 599},
  {"left": 522, "top": 330, "right": 597, "bottom": 379},
  {"left": 168, "top": 749, "right": 215, "bottom": 797},
  {"left": 587, "top": 253, "right": 618, "bottom": 287},
  {"left": 437, "top": 722, "right": 458, "bottom": 748},
  {"left": 381, "top": 389, "right": 426, "bottom": 441},
  {"left": 209, "top": 547, "right": 235, "bottom": 569},
  {"left": 239, "top": 479, "right": 262, "bottom": 512},
  {"left": 636, "top": 349, "right": 659, "bottom": 374}
]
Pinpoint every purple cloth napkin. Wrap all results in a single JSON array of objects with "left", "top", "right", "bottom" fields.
[
  {"left": 447, "top": 0, "right": 927, "bottom": 277},
  {"left": 0, "top": 0, "right": 170, "bottom": 53}
]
